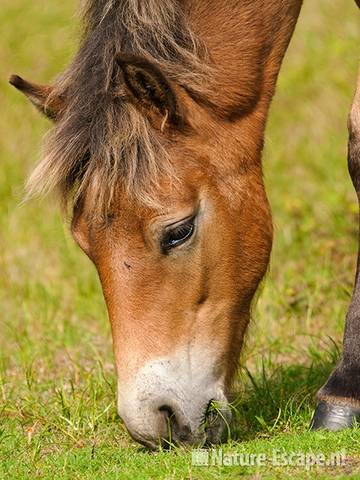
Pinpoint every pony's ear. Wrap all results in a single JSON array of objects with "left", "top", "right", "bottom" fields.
[
  {"left": 115, "top": 54, "right": 185, "bottom": 129},
  {"left": 9, "top": 75, "right": 64, "bottom": 121}
]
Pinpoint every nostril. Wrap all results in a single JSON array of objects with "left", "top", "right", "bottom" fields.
[
  {"left": 203, "top": 398, "right": 227, "bottom": 442},
  {"left": 158, "top": 404, "right": 175, "bottom": 436},
  {"left": 205, "top": 399, "right": 215, "bottom": 415},
  {"left": 158, "top": 404, "right": 192, "bottom": 443},
  {"left": 204, "top": 399, "right": 217, "bottom": 425},
  {"left": 159, "top": 404, "right": 175, "bottom": 425}
]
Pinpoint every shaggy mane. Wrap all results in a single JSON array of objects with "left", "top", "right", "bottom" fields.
[{"left": 26, "top": 0, "right": 209, "bottom": 215}]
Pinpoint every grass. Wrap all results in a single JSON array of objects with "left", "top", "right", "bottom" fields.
[{"left": 1, "top": 0, "right": 360, "bottom": 478}]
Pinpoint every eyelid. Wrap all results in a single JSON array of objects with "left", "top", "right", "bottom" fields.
[
  {"left": 161, "top": 215, "right": 196, "bottom": 253},
  {"left": 163, "top": 214, "right": 196, "bottom": 231}
]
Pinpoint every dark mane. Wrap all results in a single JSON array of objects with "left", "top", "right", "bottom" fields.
[{"left": 27, "top": 0, "right": 209, "bottom": 215}]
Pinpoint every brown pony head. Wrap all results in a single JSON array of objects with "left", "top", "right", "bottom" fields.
[{"left": 8, "top": 0, "right": 298, "bottom": 449}]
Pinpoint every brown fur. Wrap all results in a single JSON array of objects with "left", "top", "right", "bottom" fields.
[
  {"left": 13, "top": 0, "right": 305, "bottom": 385},
  {"left": 12, "top": 0, "right": 312, "bottom": 446},
  {"left": 65, "top": 0, "right": 303, "bottom": 386},
  {"left": 23, "top": 1, "right": 303, "bottom": 217},
  {"left": 25, "top": 0, "right": 211, "bottom": 215}
]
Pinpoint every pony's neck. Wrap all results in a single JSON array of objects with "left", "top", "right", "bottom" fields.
[{"left": 187, "top": 0, "right": 303, "bottom": 122}]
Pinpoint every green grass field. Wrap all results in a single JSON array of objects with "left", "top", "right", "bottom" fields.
[{"left": 1, "top": 1, "right": 360, "bottom": 478}]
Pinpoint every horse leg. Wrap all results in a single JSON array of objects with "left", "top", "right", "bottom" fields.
[{"left": 312, "top": 69, "right": 360, "bottom": 430}]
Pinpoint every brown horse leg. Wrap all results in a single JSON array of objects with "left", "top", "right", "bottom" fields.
[{"left": 312, "top": 69, "right": 360, "bottom": 430}]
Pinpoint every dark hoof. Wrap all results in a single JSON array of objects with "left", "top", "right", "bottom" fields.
[{"left": 311, "top": 400, "right": 360, "bottom": 431}]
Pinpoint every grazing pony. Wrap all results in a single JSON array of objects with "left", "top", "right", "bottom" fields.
[{"left": 10, "top": 0, "right": 360, "bottom": 448}]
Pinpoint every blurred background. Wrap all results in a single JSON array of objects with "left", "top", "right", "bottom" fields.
[{"left": 0, "top": 0, "right": 359, "bottom": 468}]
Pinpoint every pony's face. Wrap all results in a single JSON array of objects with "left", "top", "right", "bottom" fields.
[{"left": 11, "top": 55, "right": 272, "bottom": 448}]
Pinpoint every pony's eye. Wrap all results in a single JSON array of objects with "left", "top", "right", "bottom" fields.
[{"left": 161, "top": 218, "right": 195, "bottom": 253}]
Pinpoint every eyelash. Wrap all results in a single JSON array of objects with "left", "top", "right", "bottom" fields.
[{"left": 161, "top": 218, "right": 195, "bottom": 253}]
